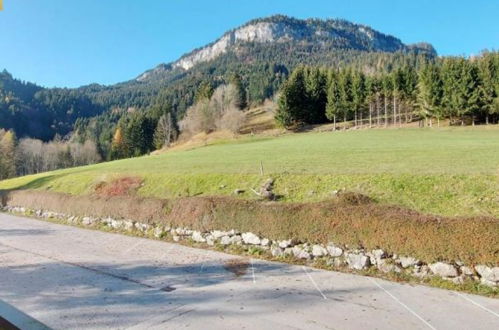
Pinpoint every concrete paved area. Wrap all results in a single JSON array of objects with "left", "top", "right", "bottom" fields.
[{"left": 0, "top": 213, "right": 498, "bottom": 329}]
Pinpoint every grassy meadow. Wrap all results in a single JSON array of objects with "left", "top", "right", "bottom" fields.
[{"left": 2, "top": 127, "right": 499, "bottom": 217}]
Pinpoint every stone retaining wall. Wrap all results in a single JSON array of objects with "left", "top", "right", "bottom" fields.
[{"left": 3, "top": 205, "right": 498, "bottom": 288}]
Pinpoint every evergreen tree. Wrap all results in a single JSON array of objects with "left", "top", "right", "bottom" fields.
[
  {"left": 338, "top": 69, "right": 353, "bottom": 123},
  {"left": 441, "top": 58, "right": 463, "bottom": 122},
  {"left": 370, "top": 76, "right": 383, "bottom": 126},
  {"left": 401, "top": 65, "right": 418, "bottom": 122},
  {"left": 478, "top": 53, "right": 498, "bottom": 123},
  {"left": 392, "top": 68, "right": 405, "bottom": 125},
  {"left": 382, "top": 75, "right": 393, "bottom": 127},
  {"left": 125, "top": 113, "right": 155, "bottom": 157},
  {"left": 453, "top": 60, "right": 482, "bottom": 124},
  {"left": 351, "top": 71, "right": 366, "bottom": 126},
  {"left": 305, "top": 67, "right": 328, "bottom": 124},
  {"left": 417, "top": 63, "right": 443, "bottom": 124},
  {"left": 364, "top": 76, "right": 376, "bottom": 127},
  {"left": 326, "top": 72, "right": 341, "bottom": 129},
  {"left": 195, "top": 81, "right": 214, "bottom": 103},
  {"left": 276, "top": 66, "right": 308, "bottom": 128},
  {"left": 229, "top": 73, "right": 247, "bottom": 110}
]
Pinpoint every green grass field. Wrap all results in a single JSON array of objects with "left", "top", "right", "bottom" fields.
[{"left": 2, "top": 127, "right": 499, "bottom": 217}]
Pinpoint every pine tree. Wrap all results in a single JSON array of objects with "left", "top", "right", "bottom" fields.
[
  {"left": 382, "top": 75, "right": 393, "bottom": 127},
  {"left": 392, "top": 68, "right": 404, "bottom": 125},
  {"left": 371, "top": 76, "right": 382, "bottom": 126},
  {"left": 305, "top": 67, "right": 328, "bottom": 124},
  {"left": 441, "top": 58, "right": 463, "bottom": 123},
  {"left": 195, "top": 81, "right": 214, "bottom": 103},
  {"left": 401, "top": 65, "right": 418, "bottom": 123},
  {"left": 229, "top": 73, "right": 247, "bottom": 110},
  {"left": 417, "top": 63, "right": 443, "bottom": 125},
  {"left": 326, "top": 72, "right": 341, "bottom": 129},
  {"left": 351, "top": 71, "right": 366, "bottom": 127},
  {"left": 125, "top": 113, "right": 155, "bottom": 157},
  {"left": 338, "top": 69, "right": 353, "bottom": 124},
  {"left": 276, "top": 66, "right": 308, "bottom": 128},
  {"left": 478, "top": 53, "right": 498, "bottom": 123},
  {"left": 458, "top": 60, "right": 482, "bottom": 125},
  {"left": 364, "top": 76, "right": 376, "bottom": 128}
]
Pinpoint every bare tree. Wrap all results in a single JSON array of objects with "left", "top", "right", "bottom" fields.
[
  {"left": 212, "top": 84, "right": 244, "bottom": 132},
  {"left": 70, "top": 140, "right": 101, "bottom": 166},
  {"left": 17, "top": 138, "right": 43, "bottom": 175},
  {"left": 179, "top": 99, "right": 213, "bottom": 137},
  {"left": 154, "top": 112, "right": 177, "bottom": 149},
  {"left": 219, "top": 107, "right": 245, "bottom": 132},
  {"left": 180, "top": 83, "right": 245, "bottom": 139},
  {"left": 15, "top": 138, "right": 101, "bottom": 176}
]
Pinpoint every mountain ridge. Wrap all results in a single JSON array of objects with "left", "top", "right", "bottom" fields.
[{"left": 137, "top": 15, "right": 435, "bottom": 82}]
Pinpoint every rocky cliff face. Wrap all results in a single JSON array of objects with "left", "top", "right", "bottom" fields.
[
  {"left": 136, "top": 15, "right": 435, "bottom": 83},
  {"left": 174, "top": 22, "right": 279, "bottom": 70}
]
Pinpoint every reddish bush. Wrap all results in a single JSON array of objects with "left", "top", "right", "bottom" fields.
[{"left": 94, "top": 177, "right": 143, "bottom": 197}]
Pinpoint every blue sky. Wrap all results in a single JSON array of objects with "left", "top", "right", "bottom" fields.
[{"left": 1, "top": 0, "right": 497, "bottom": 88}]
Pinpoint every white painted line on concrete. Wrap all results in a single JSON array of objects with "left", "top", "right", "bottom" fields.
[
  {"left": 369, "top": 277, "right": 436, "bottom": 330},
  {"left": 455, "top": 291, "right": 499, "bottom": 319},
  {"left": 250, "top": 258, "right": 256, "bottom": 283},
  {"left": 302, "top": 266, "right": 327, "bottom": 300}
]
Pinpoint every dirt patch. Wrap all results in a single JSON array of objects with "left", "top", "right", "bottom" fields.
[
  {"left": 2, "top": 190, "right": 498, "bottom": 264},
  {"left": 94, "top": 177, "right": 143, "bottom": 197},
  {"left": 224, "top": 258, "right": 250, "bottom": 277}
]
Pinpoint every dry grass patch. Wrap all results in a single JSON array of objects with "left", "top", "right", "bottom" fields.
[
  {"left": 2, "top": 190, "right": 498, "bottom": 265},
  {"left": 239, "top": 104, "right": 277, "bottom": 134},
  {"left": 167, "top": 196, "right": 499, "bottom": 265},
  {"left": 2, "top": 190, "right": 169, "bottom": 223},
  {"left": 94, "top": 176, "right": 143, "bottom": 197}
]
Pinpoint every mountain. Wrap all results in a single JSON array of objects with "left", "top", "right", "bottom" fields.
[
  {"left": 137, "top": 15, "right": 435, "bottom": 82},
  {"left": 1, "top": 15, "right": 436, "bottom": 145}
]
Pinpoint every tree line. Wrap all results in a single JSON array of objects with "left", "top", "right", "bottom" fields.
[
  {"left": 0, "top": 129, "right": 101, "bottom": 179},
  {"left": 276, "top": 52, "right": 499, "bottom": 128},
  {"left": 1, "top": 46, "right": 431, "bottom": 144},
  {"left": 108, "top": 106, "right": 178, "bottom": 160}
]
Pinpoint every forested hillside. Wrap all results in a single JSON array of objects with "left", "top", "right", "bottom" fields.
[
  {"left": 1, "top": 16, "right": 434, "bottom": 141},
  {"left": 13, "top": 14, "right": 499, "bottom": 179},
  {"left": 2, "top": 14, "right": 498, "bottom": 179}
]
